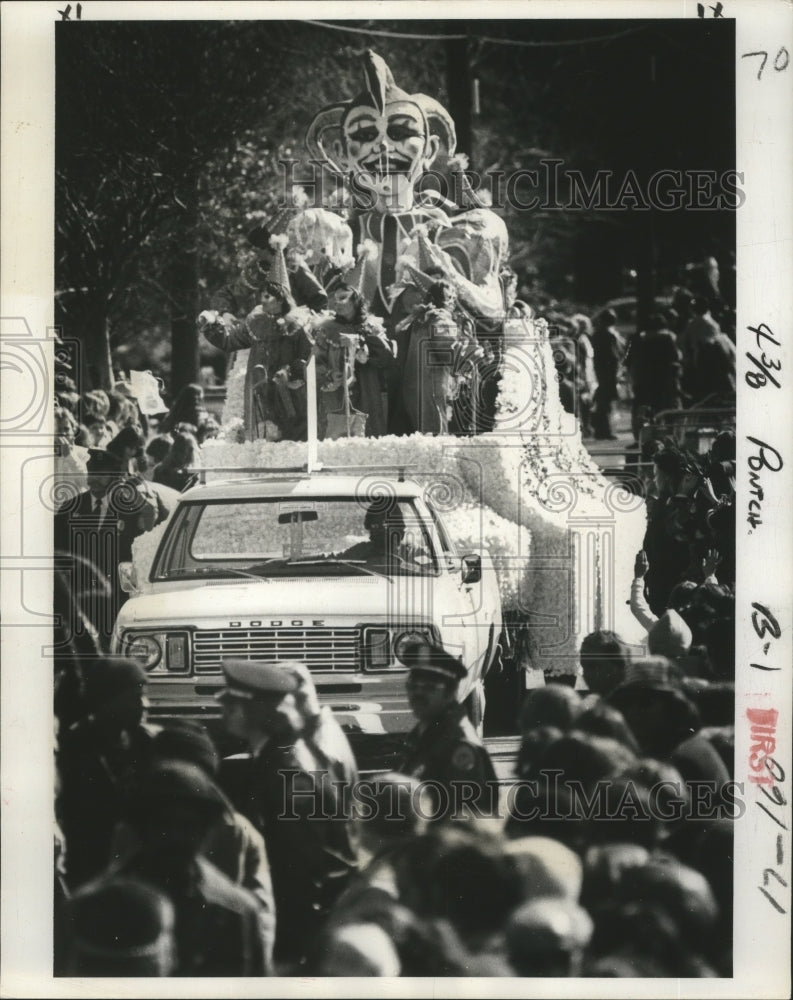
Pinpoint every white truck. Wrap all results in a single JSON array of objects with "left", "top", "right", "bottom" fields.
[{"left": 113, "top": 469, "right": 503, "bottom": 740}]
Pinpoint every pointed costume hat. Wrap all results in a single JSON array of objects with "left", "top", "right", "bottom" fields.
[
  {"left": 332, "top": 240, "right": 377, "bottom": 295},
  {"left": 394, "top": 227, "right": 446, "bottom": 295},
  {"left": 398, "top": 262, "right": 436, "bottom": 296},
  {"left": 243, "top": 197, "right": 302, "bottom": 290},
  {"left": 457, "top": 170, "right": 492, "bottom": 209},
  {"left": 415, "top": 227, "right": 439, "bottom": 272},
  {"left": 248, "top": 207, "right": 292, "bottom": 251},
  {"left": 305, "top": 50, "right": 457, "bottom": 175},
  {"left": 265, "top": 234, "right": 292, "bottom": 298},
  {"left": 247, "top": 189, "right": 309, "bottom": 253}
]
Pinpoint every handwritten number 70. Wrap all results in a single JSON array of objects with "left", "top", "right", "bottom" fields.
[{"left": 742, "top": 47, "right": 790, "bottom": 80}]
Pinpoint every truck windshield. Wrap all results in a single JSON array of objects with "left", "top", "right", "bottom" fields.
[{"left": 151, "top": 496, "right": 440, "bottom": 580}]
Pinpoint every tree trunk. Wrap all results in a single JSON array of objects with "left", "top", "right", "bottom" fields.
[
  {"left": 168, "top": 177, "right": 200, "bottom": 396},
  {"left": 445, "top": 30, "right": 474, "bottom": 166},
  {"left": 636, "top": 52, "right": 658, "bottom": 332},
  {"left": 56, "top": 297, "right": 113, "bottom": 391}
]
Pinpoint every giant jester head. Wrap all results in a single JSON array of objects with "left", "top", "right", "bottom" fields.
[{"left": 306, "top": 51, "right": 456, "bottom": 210}]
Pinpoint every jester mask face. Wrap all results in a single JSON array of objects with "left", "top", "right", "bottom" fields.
[
  {"left": 341, "top": 100, "right": 439, "bottom": 207},
  {"left": 306, "top": 51, "right": 456, "bottom": 214}
]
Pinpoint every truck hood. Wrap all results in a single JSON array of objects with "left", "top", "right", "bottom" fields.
[{"left": 119, "top": 575, "right": 425, "bottom": 626}]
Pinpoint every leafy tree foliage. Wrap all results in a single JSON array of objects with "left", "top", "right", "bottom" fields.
[{"left": 56, "top": 19, "right": 734, "bottom": 391}]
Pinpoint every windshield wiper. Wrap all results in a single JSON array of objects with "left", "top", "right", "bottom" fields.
[
  {"left": 285, "top": 557, "right": 391, "bottom": 581},
  {"left": 166, "top": 567, "right": 270, "bottom": 582}
]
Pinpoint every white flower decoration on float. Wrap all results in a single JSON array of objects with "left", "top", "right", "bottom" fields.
[
  {"left": 192, "top": 305, "right": 648, "bottom": 674},
  {"left": 218, "top": 349, "right": 248, "bottom": 434}
]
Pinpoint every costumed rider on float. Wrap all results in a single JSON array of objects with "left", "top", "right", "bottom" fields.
[
  {"left": 312, "top": 246, "right": 397, "bottom": 440},
  {"left": 197, "top": 232, "right": 317, "bottom": 442},
  {"left": 196, "top": 200, "right": 354, "bottom": 441},
  {"left": 198, "top": 49, "right": 528, "bottom": 441},
  {"left": 298, "top": 49, "right": 519, "bottom": 435}
]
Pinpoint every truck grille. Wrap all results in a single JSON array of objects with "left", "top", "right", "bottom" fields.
[{"left": 193, "top": 626, "right": 360, "bottom": 673}]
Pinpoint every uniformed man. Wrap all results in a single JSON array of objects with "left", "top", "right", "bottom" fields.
[
  {"left": 219, "top": 658, "right": 360, "bottom": 969},
  {"left": 397, "top": 643, "right": 498, "bottom": 821}
]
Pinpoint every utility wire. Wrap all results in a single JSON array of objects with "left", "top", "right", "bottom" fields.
[
  {"left": 307, "top": 19, "right": 466, "bottom": 41},
  {"left": 306, "top": 19, "right": 648, "bottom": 48}
]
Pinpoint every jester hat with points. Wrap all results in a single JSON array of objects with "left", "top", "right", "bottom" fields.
[{"left": 305, "top": 50, "right": 457, "bottom": 177}]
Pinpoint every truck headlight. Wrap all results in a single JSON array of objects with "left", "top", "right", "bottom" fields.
[
  {"left": 394, "top": 630, "right": 431, "bottom": 663},
  {"left": 122, "top": 631, "right": 190, "bottom": 674},
  {"left": 362, "top": 625, "right": 436, "bottom": 671},
  {"left": 125, "top": 634, "right": 161, "bottom": 670}
]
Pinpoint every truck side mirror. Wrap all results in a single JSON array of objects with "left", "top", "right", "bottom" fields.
[
  {"left": 118, "top": 561, "right": 139, "bottom": 595},
  {"left": 461, "top": 553, "right": 481, "bottom": 584}
]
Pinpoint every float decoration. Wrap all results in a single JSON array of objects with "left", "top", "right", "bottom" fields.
[{"left": 147, "top": 48, "right": 649, "bottom": 676}]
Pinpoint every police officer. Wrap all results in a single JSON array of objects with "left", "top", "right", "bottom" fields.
[
  {"left": 397, "top": 643, "right": 498, "bottom": 821},
  {"left": 219, "top": 659, "right": 360, "bottom": 969}
]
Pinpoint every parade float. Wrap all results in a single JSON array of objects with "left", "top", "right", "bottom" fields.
[{"left": 134, "top": 50, "right": 647, "bottom": 681}]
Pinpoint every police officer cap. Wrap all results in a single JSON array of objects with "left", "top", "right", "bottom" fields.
[
  {"left": 220, "top": 658, "right": 300, "bottom": 701},
  {"left": 407, "top": 643, "right": 467, "bottom": 684},
  {"left": 86, "top": 448, "right": 126, "bottom": 475}
]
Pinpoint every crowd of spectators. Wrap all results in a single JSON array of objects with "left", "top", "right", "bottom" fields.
[
  {"left": 53, "top": 610, "right": 735, "bottom": 978},
  {"left": 51, "top": 427, "right": 736, "bottom": 980},
  {"left": 54, "top": 373, "right": 218, "bottom": 493},
  {"left": 539, "top": 256, "right": 736, "bottom": 442},
  {"left": 638, "top": 431, "right": 736, "bottom": 616},
  {"left": 50, "top": 252, "right": 736, "bottom": 980}
]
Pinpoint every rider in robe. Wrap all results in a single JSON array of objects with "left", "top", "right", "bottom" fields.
[
  {"left": 198, "top": 237, "right": 313, "bottom": 441},
  {"left": 313, "top": 245, "right": 397, "bottom": 438}
]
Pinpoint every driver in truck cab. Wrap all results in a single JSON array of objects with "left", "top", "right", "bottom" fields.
[{"left": 337, "top": 501, "right": 430, "bottom": 569}]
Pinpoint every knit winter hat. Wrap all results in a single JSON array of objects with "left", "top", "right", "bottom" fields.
[
  {"left": 505, "top": 898, "right": 593, "bottom": 956},
  {"left": 504, "top": 837, "right": 584, "bottom": 901},
  {"left": 127, "top": 760, "right": 226, "bottom": 820},
  {"left": 152, "top": 721, "right": 220, "bottom": 778},
  {"left": 82, "top": 658, "right": 147, "bottom": 717},
  {"left": 648, "top": 610, "right": 693, "bottom": 659},
  {"left": 68, "top": 878, "right": 175, "bottom": 974},
  {"left": 621, "top": 654, "right": 681, "bottom": 689}
]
